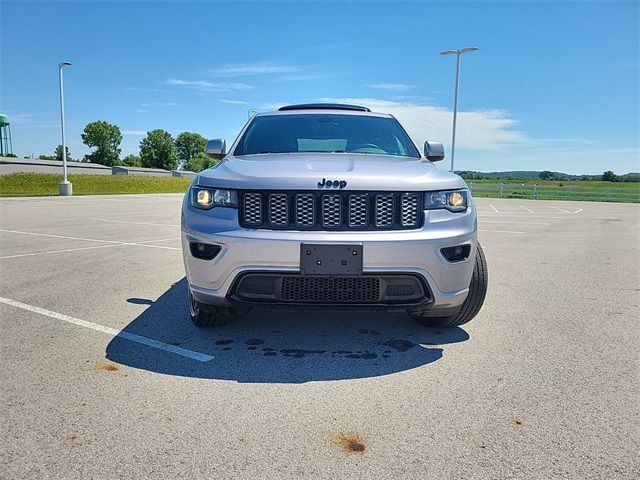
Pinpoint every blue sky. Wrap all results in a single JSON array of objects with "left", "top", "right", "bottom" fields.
[{"left": 1, "top": 0, "right": 639, "bottom": 174}]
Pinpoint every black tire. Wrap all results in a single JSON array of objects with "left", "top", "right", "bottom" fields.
[
  {"left": 188, "top": 289, "right": 234, "bottom": 327},
  {"left": 410, "top": 243, "right": 488, "bottom": 328}
]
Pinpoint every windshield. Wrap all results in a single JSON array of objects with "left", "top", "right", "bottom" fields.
[{"left": 233, "top": 113, "right": 420, "bottom": 158}]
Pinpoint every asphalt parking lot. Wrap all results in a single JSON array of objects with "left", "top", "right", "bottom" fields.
[{"left": 1, "top": 194, "right": 638, "bottom": 479}]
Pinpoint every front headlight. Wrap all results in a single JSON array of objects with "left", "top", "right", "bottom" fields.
[
  {"left": 424, "top": 189, "right": 468, "bottom": 212},
  {"left": 191, "top": 187, "right": 238, "bottom": 210}
]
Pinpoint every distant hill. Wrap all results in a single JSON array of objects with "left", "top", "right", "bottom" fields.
[{"left": 456, "top": 170, "right": 640, "bottom": 182}]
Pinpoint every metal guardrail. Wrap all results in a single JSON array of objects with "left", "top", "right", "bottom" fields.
[{"left": 468, "top": 183, "right": 640, "bottom": 203}]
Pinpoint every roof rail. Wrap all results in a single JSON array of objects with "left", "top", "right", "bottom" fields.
[{"left": 278, "top": 103, "right": 371, "bottom": 112}]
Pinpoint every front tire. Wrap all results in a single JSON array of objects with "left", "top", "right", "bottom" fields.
[
  {"left": 188, "top": 289, "right": 234, "bottom": 327},
  {"left": 410, "top": 243, "right": 488, "bottom": 328}
]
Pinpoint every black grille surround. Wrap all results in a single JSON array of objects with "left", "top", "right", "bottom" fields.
[
  {"left": 239, "top": 190, "right": 424, "bottom": 231},
  {"left": 229, "top": 272, "right": 432, "bottom": 306}
]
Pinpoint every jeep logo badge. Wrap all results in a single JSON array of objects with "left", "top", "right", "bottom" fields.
[{"left": 317, "top": 178, "right": 347, "bottom": 189}]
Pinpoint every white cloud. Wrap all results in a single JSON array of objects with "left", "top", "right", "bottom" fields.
[
  {"left": 256, "top": 102, "right": 287, "bottom": 111},
  {"left": 126, "top": 86, "right": 160, "bottom": 93},
  {"left": 165, "top": 79, "right": 253, "bottom": 92},
  {"left": 5, "top": 113, "right": 47, "bottom": 125},
  {"left": 141, "top": 102, "right": 178, "bottom": 107},
  {"left": 317, "top": 97, "right": 525, "bottom": 150},
  {"left": 278, "top": 72, "right": 344, "bottom": 82},
  {"left": 210, "top": 62, "right": 302, "bottom": 77},
  {"left": 219, "top": 99, "right": 250, "bottom": 105},
  {"left": 311, "top": 98, "right": 640, "bottom": 173},
  {"left": 367, "top": 83, "right": 414, "bottom": 92}
]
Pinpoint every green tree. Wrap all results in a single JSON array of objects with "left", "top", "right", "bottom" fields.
[
  {"left": 81, "top": 120, "right": 122, "bottom": 166},
  {"left": 186, "top": 152, "right": 219, "bottom": 172},
  {"left": 139, "top": 129, "right": 178, "bottom": 170},
  {"left": 538, "top": 171, "right": 554, "bottom": 180},
  {"left": 38, "top": 154, "right": 56, "bottom": 160},
  {"left": 54, "top": 144, "right": 73, "bottom": 162},
  {"left": 620, "top": 173, "right": 640, "bottom": 182},
  {"left": 122, "top": 154, "right": 141, "bottom": 167},
  {"left": 602, "top": 170, "right": 619, "bottom": 182},
  {"left": 175, "top": 132, "right": 207, "bottom": 166}
]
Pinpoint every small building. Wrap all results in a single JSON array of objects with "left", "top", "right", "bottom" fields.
[
  {"left": 111, "top": 165, "right": 172, "bottom": 176},
  {"left": 172, "top": 170, "right": 197, "bottom": 178},
  {"left": 0, "top": 157, "right": 111, "bottom": 175}
]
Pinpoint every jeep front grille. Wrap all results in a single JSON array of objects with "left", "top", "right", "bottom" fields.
[
  {"left": 243, "top": 193, "right": 263, "bottom": 225},
  {"left": 268, "top": 193, "right": 288, "bottom": 226},
  {"left": 321, "top": 194, "right": 342, "bottom": 228},
  {"left": 239, "top": 191, "right": 423, "bottom": 230},
  {"left": 400, "top": 193, "right": 420, "bottom": 227},
  {"left": 294, "top": 194, "right": 315, "bottom": 227},
  {"left": 375, "top": 193, "right": 395, "bottom": 227}
]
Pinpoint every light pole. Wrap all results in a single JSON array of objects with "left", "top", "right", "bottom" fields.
[
  {"left": 58, "top": 61, "right": 72, "bottom": 196},
  {"left": 440, "top": 47, "right": 478, "bottom": 173}
]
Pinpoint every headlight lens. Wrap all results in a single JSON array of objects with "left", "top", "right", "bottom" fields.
[
  {"left": 196, "top": 189, "right": 212, "bottom": 206},
  {"left": 424, "top": 189, "right": 468, "bottom": 212},
  {"left": 191, "top": 187, "right": 238, "bottom": 210}
]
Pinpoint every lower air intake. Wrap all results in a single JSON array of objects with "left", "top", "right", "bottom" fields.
[{"left": 281, "top": 276, "right": 380, "bottom": 303}]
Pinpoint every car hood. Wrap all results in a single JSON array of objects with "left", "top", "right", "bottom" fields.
[{"left": 195, "top": 153, "right": 465, "bottom": 191}]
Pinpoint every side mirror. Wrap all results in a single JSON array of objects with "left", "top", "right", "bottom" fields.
[
  {"left": 424, "top": 141, "right": 445, "bottom": 162},
  {"left": 205, "top": 139, "right": 226, "bottom": 159}
]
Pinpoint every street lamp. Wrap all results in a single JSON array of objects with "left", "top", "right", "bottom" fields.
[
  {"left": 440, "top": 47, "right": 478, "bottom": 173},
  {"left": 58, "top": 61, "right": 72, "bottom": 196}
]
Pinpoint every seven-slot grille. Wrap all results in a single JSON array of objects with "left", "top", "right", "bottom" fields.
[{"left": 240, "top": 191, "right": 423, "bottom": 230}]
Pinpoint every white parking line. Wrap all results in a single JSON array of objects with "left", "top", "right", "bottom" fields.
[
  {"left": 478, "top": 214, "right": 566, "bottom": 219},
  {"left": 519, "top": 205, "right": 534, "bottom": 213},
  {"left": 0, "top": 244, "right": 122, "bottom": 260},
  {"left": 0, "top": 296, "right": 214, "bottom": 362},
  {"left": 131, "top": 237, "right": 180, "bottom": 245},
  {"left": 0, "top": 237, "right": 181, "bottom": 260},
  {"left": 480, "top": 220, "right": 551, "bottom": 225},
  {"left": 550, "top": 206, "right": 584, "bottom": 214},
  {"left": 0, "top": 229, "right": 181, "bottom": 251},
  {"left": 478, "top": 229, "right": 525, "bottom": 234},
  {"left": 489, "top": 204, "right": 499, "bottom": 213},
  {"left": 91, "top": 218, "right": 177, "bottom": 227}
]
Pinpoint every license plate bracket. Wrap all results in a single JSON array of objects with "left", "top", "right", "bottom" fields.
[{"left": 300, "top": 244, "right": 363, "bottom": 276}]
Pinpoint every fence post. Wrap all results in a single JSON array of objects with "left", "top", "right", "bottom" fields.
[
  {"left": 568, "top": 186, "right": 572, "bottom": 200},
  {"left": 532, "top": 184, "right": 537, "bottom": 200},
  {"left": 499, "top": 183, "right": 504, "bottom": 198},
  {"left": 607, "top": 189, "right": 611, "bottom": 201},
  {"left": 469, "top": 182, "right": 473, "bottom": 191}
]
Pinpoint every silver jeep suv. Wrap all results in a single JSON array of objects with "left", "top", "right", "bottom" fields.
[{"left": 181, "top": 104, "right": 487, "bottom": 328}]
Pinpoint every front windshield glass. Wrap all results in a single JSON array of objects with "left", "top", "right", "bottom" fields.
[{"left": 233, "top": 113, "right": 420, "bottom": 158}]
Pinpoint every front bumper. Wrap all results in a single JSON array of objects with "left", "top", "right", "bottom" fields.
[{"left": 182, "top": 197, "right": 477, "bottom": 310}]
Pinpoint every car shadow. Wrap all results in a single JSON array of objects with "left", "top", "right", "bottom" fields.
[{"left": 106, "top": 278, "right": 470, "bottom": 383}]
